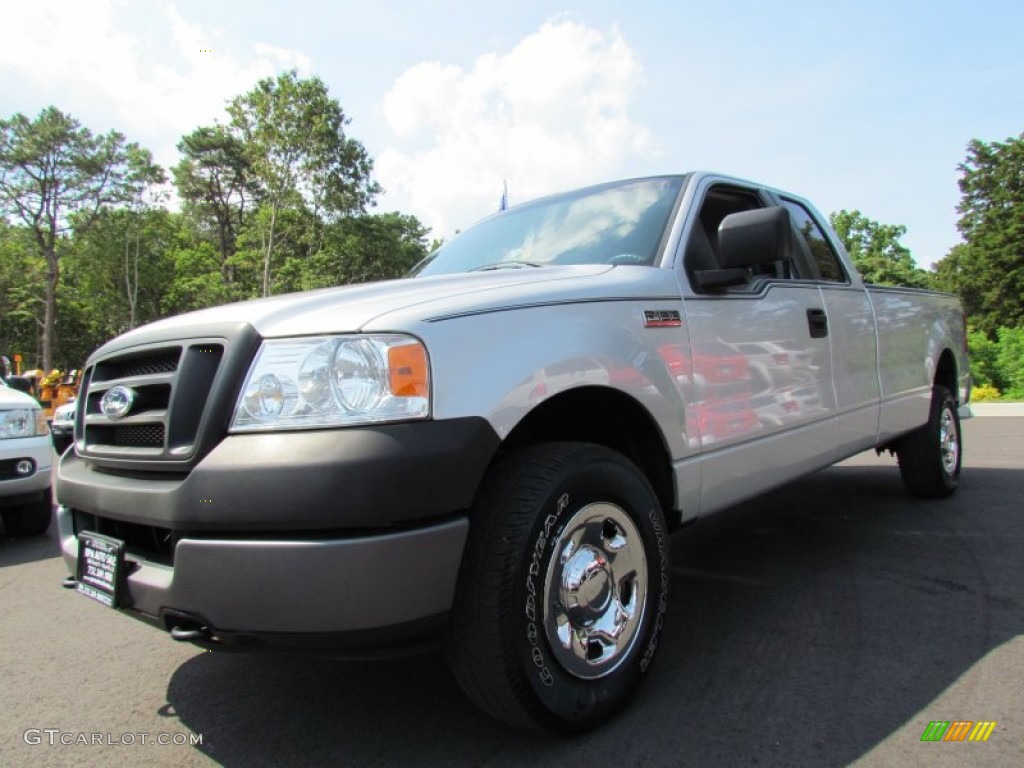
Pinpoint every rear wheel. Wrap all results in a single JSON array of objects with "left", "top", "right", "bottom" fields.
[
  {"left": 896, "top": 385, "right": 961, "bottom": 498},
  {"left": 447, "top": 442, "right": 669, "bottom": 732}
]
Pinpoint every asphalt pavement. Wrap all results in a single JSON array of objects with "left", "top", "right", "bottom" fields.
[{"left": 1, "top": 417, "right": 1021, "bottom": 767}]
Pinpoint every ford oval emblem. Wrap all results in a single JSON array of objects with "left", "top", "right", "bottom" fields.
[{"left": 100, "top": 386, "right": 136, "bottom": 419}]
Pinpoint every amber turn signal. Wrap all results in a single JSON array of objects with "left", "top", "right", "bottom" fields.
[{"left": 388, "top": 343, "right": 429, "bottom": 398}]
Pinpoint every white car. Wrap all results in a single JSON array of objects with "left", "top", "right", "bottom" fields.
[
  {"left": 51, "top": 400, "right": 76, "bottom": 455},
  {"left": 0, "top": 378, "right": 53, "bottom": 536}
]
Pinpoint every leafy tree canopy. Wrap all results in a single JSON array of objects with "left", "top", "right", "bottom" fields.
[
  {"left": 224, "top": 71, "right": 381, "bottom": 295},
  {"left": 173, "top": 125, "right": 259, "bottom": 281},
  {"left": 828, "top": 209, "right": 931, "bottom": 288},
  {"left": 0, "top": 222, "right": 42, "bottom": 363},
  {"left": 0, "top": 106, "right": 163, "bottom": 369},
  {"left": 934, "top": 132, "right": 1024, "bottom": 335}
]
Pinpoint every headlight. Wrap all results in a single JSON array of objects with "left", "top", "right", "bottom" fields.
[
  {"left": 230, "top": 334, "right": 430, "bottom": 432},
  {"left": 0, "top": 408, "right": 47, "bottom": 439},
  {"left": 53, "top": 403, "right": 77, "bottom": 426}
]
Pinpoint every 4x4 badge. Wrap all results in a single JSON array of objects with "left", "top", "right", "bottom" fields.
[
  {"left": 643, "top": 309, "right": 682, "bottom": 328},
  {"left": 100, "top": 386, "right": 135, "bottom": 419}
]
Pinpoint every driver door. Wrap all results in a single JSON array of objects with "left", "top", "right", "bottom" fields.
[{"left": 678, "top": 179, "right": 837, "bottom": 515}]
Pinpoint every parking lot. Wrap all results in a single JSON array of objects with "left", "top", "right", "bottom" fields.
[{"left": 1, "top": 416, "right": 1021, "bottom": 767}]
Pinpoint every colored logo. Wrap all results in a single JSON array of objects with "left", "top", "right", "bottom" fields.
[
  {"left": 100, "top": 386, "right": 136, "bottom": 420},
  {"left": 920, "top": 721, "right": 997, "bottom": 742}
]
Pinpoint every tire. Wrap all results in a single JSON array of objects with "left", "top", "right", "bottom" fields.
[
  {"left": 2, "top": 490, "right": 53, "bottom": 537},
  {"left": 896, "top": 385, "right": 961, "bottom": 498},
  {"left": 447, "top": 442, "right": 669, "bottom": 732}
]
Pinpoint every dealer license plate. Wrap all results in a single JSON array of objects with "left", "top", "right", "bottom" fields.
[{"left": 76, "top": 532, "right": 125, "bottom": 608}]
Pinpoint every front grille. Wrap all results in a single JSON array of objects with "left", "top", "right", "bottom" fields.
[
  {"left": 90, "top": 424, "right": 166, "bottom": 448},
  {"left": 78, "top": 341, "right": 226, "bottom": 464},
  {"left": 86, "top": 384, "right": 170, "bottom": 416},
  {"left": 74, "top": 324, "right": 261, "bottom": 472},
  {"left": 116, "top": 424, "right": 166, "bottom": 447},
  {"left": 95, "top": 351, "right": 180, "bottom": 380}
]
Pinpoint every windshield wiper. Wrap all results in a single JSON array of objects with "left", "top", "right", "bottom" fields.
[{"left": 470, "top": 261, "right": 543, "bottom": 272}]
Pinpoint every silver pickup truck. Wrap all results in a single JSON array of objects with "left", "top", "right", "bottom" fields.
[{"left": 57, "top": 172, "right": 969, "bottom": 732}]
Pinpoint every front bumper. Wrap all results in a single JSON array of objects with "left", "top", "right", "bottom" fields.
[
  {"left": 57, "top": 417, "right": 498, "bottom": 530},
  {"left": 58, "top": 505, "right": 467, "bottom": 640},
  {"left": 57, "top": 417, "right": 499, "bottom": 644}
]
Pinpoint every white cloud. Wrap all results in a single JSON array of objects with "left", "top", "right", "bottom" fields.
[
  {"left": 0, "top": 0, "right": 312, "bottom": 174},
  {"left": 376, "top": 17, "right": 656, "bottom": 237}
]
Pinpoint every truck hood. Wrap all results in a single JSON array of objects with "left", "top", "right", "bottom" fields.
[{"left": 101, "top": 265, "right": 641, "bottom": 347}]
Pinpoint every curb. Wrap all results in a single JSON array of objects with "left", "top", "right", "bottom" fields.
[{"left": 964, "top": 403, "right": 1024, "bottom": 418}]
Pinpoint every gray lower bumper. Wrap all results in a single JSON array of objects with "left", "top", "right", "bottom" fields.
[{"left": 59, "top": 505, "right": 467, "bottom": 635}]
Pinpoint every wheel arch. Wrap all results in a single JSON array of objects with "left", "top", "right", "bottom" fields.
[
  {"left": 498, "top": 385, "right": 678, "bottom": 525},
  {"left": 934, "top": 348, "right": 958, "bottom": 401}
]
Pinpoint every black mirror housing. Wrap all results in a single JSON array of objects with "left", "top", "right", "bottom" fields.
[
  {"left": 692, "top": 267, "right": 750, "bottom": 291},
  {"left": 718, "top": 206, "right": 792, "bottom": 269}
]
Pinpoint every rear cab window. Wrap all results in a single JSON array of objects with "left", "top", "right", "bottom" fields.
[{"left": 778, "top": 198, "right": 848, "bottom": 283}]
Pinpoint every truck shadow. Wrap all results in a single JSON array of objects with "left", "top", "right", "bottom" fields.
[
  {"left": 165, "top": 463, "right": 1023, "bottom": 767},
  {"left": 0, "top": 518, "right": 61, "bottom": 567}
]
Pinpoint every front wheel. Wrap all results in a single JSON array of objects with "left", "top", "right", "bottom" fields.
[
  {"left": 896, "top": 385, "right": 962, "bottom": 498},
  {"left": 447, "top": 443, "right": 669, "bottom": 732}
]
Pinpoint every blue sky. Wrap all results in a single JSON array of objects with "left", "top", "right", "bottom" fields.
[{"left": 2, "top": 0, "right": 1021, "bottom": 267}]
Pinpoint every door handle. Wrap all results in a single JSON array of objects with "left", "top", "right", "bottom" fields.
[{"left": 807, "top": 308, "right": 828, "bottom": 338}]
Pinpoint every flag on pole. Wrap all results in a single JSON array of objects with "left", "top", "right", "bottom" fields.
[{"left": 499, "top": 180, "right": 508, "bottom": 211}]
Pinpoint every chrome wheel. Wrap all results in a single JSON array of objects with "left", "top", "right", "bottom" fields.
[
  {"left": 543, "top": 502, "right": 648, "bottom": 680},
  {"left": 448, "top": 443, "right": 669, "bottom": 731},
  {"left": 939, "top": 406, "right": 959, "bottom": 475},
  {"left": 897, "top": 386, "right": 961, "bottom": 499}
]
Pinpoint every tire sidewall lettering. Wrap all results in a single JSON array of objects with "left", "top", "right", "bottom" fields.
[
  {"left": 451, "top": 443, "right": 672, "bottom": 731},
  {"left": 521, "top": 474, "right": 668, "bottom": 698},
  {"left": 640, "top": 506, "right": 668, "bottom": 673},
  {"left": 524, "top": 496, "right": 566, "bottom": 687}
]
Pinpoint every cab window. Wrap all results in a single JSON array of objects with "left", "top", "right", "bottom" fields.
[
  {"left": 780, "top": 199, "right": 846, "bottom": 282},
  {"left": 684, "top": 185, "right": 802, "bottom": 291}
]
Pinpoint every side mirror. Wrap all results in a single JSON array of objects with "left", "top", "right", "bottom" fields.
[
  {"left": 718, "top": 206, "right": 792, "bottom": 270},
  {"left": 692, "top": 267, "right": 750, "bottom": 291}
]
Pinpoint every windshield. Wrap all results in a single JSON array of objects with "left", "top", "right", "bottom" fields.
[{"left": 410, "top": 176, "right": 684, "bottom": 277}]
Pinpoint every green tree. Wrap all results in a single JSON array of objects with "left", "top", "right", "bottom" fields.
[
  {"left": 967, "top": 326, "right": 999, "bottom": 388},
  {"left": 344, "top": 212, "right": 430, "bottom": 282},
  {"left": 994, "top": 326, "right": 1024, "bottom": 399},
  {"left": 233, "top": 202, "right": 318, "bottom": 296},
  {"left": 172, "top": 125, "right": 260, "bottom": 285},
  {"left": 63, "top": 209, "right": 178, "bottom": 355},
  {"left": 934, "top": 132, "right": 1024, "bottom": 335},
  {"left": 163, "top": 239, "right": 235, "bottom": 315},
  {"left": 292, "top": 212, "right": 429, "bottom": 290},
  {"left": 0, "top": 107, "right": 164, "bottom": 369},
  {"left": 225, "top": 70, "right": 380, "bottom": 296},
  {"left": 0, "top": 222, "right": 43, "bottom": 366},
  {"left": 829, "top": 209, "right": 931, "bottom": 287},
  {"left": 933, "top": 244, "right": 984, "bottom": 322}
]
